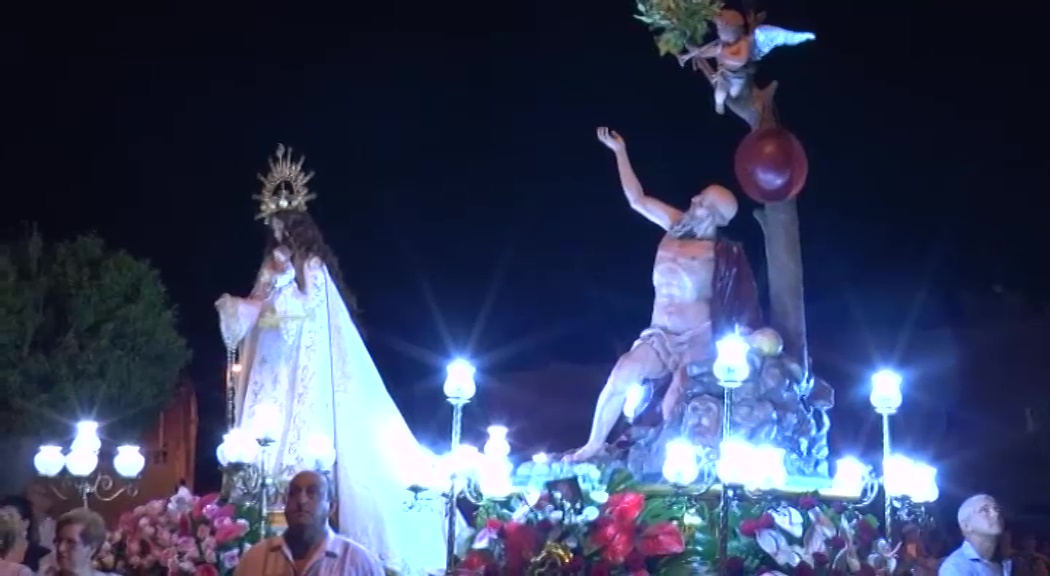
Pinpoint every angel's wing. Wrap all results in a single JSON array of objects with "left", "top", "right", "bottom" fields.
[{"left": 752, "top": 24, "right": 815, "bottom": 61}]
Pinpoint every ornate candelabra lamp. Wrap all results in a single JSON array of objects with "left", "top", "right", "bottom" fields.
[
  {"left": 216, "top": 405, "right": 337, "bottom": 539},
  {"left": 869, "top": 369, "right": 904, "bottom": 533},
  {"left": 479, "top": 425, "right": 514, "bottom": 498},
  {"left": 657, "top": 334, "right": 795, "bottom": 575},
  {"left": 834, "top": 372, "right": 937, "bottom": 531},
  {"left": 442, "top": 359, "right": 477, "bottom": 572},
  {"left": 33, "top": 421, "right": 146, "bottom": 509},
  {"left": 215, "top": 427, "right": 260, "bottom": 503},
  {"left": 832, "top": 453, "right": 939, "bottom": 532},
  {"left": 712, "top": 333, "right": 752, "bottom": 575}
]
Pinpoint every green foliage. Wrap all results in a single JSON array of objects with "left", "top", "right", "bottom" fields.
[
  {"left": 235, "top": 501, "right": 265, "bottom": 543},
  {"left": 475, "top": 498, "right": 506, "bottom": 528},
  {"left": 635, "top": 0, "right": 724, "bottom": 55},
  {"left": 606, "top": 468, "right": 639, "bottom": 493},
  {"left": 0, "top": 226, "right": 191, "bottom": 437}
]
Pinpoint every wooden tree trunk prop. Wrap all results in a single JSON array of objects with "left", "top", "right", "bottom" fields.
[
  {"left": 754, "top": 200, "right": 808, "bottom": 375},
  {"left": 698, "top": 53, "right": 812, "bottom": 376}
]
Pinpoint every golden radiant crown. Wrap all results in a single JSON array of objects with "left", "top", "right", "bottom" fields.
[{"left": 254, "top": 144, "right": 317, "bottom": 220}]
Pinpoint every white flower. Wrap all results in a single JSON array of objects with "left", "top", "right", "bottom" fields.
[
  {"left": 589, "top": 490, "right": 609, "bottom": 504},
  {"left": 580, "top": 506, "right": 600, "bottom": 522},
  {"left": 755, "top": 528, "right": 803, "bottom": 567},
  {"left": 549, "top": 510, "right": 564, "bottom": 523},
  {"left": 770, "top": 507, "right": 804, "bottom": 539},
  {"left": 512, "top": 504, "right": 531, "bottom": 521}
]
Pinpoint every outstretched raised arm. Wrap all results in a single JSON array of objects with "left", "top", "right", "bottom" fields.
[{"left": 596, "top": 127, "right": 682, "bottom": 230}]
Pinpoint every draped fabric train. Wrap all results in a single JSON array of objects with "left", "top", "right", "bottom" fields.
[{"left": 233, "top": 257, "right": 447, "bottom": 575}]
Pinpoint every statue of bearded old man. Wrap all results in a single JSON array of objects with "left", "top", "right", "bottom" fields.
[{"left": 569, "top": 127, "right": 761, "bottom": 462}]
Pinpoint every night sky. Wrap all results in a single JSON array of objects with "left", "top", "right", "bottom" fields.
[{"left": 8, "top": 0, "right": 1038, "bottom": 487}]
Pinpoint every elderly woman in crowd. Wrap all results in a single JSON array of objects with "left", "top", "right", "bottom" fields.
[
  {"left": 0, "top": 510, "right": 32, "bottom": 576},
  {"left": 0, "top": 495, "right": 51, "bottom": 571},
  {"left": 38, "top": 508, "right": 114, "bottom": 576}
]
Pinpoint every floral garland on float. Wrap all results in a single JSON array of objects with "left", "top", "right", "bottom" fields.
[
  {"left": 448, "top": 426, "right": 937, "bottom": 576},
  {"left": 457, "top": 464, "right": 897, "bottom": 575},
  {"left": 93, "top": 492, "right": 259, "bottom": 576}
]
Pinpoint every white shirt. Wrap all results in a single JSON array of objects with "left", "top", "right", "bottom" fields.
[
  {"left": 37, "top": 516, "right": 56, "bottom": 549},
  {"left": 234, "top": 530, "right": 386, "bottom": 576},
  {"left": 0, "top": 560, "right": 32, "bottom": 576},
  {"left": 939, "top": 541, "right": 1012, "bottom": 576}
]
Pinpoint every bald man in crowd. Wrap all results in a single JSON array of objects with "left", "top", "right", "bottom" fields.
[
  {"left": 235, "top": 470, "right": 384, "bottom": 575},
  {"left": 940, "top": 494, "right": 1011, "bottom": 575}
]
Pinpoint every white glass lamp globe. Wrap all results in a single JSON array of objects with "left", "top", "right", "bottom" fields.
[
  {"left": 451, "top": 444, "right": 482, "bottom": 475},
  {"left": 439, "top": 444, "right": 481, "bottom": 492},
  {"left": 869, "top": 369, "right": 903, "bottom": 415},
  {"left": 305, "top": 434, "right": 337, "bottom": 471},
  {"left": 221, "top": 428, "right": 260, "bottom": 465},
  {"left": 443, "top": 359, "right": 477, "bottom": 402},
  {"left": 882, "top": 454, "right": 914, "bottom": 498},
  {"left": 716, "top": 437, "right": 755, "bottom": 486},
  {"left": 713, "top": 334, "right": 751, "bottom": 386},
  {"left": 662, "top": 439, "right": 700, "bottom": 485},
  {"left": 113, "top": 445, "right": 146, "bottom": 478},
  {"left": 483, "top": 426, "right": 511, "bottom": 459},
  {"left": 65, "top": 449, "right": 99, "bottom": 477},
  {"left": 215, "top": 435, "right": 231, "bottom": 466},
  {"left": 832, "top": 457, "right": 869, "bottom": 497},
  {"left": 34, "top": 445, "right": 66, "bottom": 477},
  {"left": 908, "top": 462, "right": 939, "bottom": 503},
  {"left": 478, "top": 458, "right": 514, "bottom": 498},
  {"left": 71, "top": 421, "right": 102, "bottom": 454}
]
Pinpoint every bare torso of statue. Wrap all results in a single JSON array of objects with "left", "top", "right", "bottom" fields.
[
  {"left": 569, "top": 127, "right": 741, "bottom": 462},
  {"left": 651, "top": 236, "right": 715, "bottom": 334}
]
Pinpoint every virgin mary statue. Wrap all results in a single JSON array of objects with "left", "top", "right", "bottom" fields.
[{"left": 215, "top": 145, "right": 448, "bottom": 575}]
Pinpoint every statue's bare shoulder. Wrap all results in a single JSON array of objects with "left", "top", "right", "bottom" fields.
[{"left": 635, "top": 197, "right": 683, "bottom": 231}]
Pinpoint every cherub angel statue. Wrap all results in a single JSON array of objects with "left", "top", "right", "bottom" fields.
[{"left": 678, "top": 9, "right": 815, "bottom": 116}]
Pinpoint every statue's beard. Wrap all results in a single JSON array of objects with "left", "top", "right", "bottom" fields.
[{"left": 668, "top": 215, "right": 715, "bottom": 240}]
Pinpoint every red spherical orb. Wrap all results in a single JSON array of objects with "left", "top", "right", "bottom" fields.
[{"left": 733, "top": 127, "right": 809, "bottom": 204}]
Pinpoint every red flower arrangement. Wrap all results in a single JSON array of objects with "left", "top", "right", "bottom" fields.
[
  {"left": 591, "top": 492, "right": 685, "bottom": 564},
  {"left": 459, "top": 468, "right": 890, "bottom": 576},
  {"left": 459, "top": 469, "right": 693, "bottom": 575}
]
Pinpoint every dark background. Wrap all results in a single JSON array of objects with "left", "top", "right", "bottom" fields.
[{"left": 7, "top": 0, "right": 1043, "bottom": 494}]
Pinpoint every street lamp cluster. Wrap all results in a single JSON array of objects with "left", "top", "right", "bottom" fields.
[
  {"left": 439, "top": 358, "right": 479, "bottom": 572},
  {"left": 33, "top": 421, "right": 146, "bottom": 508},
  {"left": 656, "top": 345, "right": 938, "bottom": 497},
  {"left": 214, "top": 403, "right": 336, "bottom": 537},
  {"left": 651, "top": 336, "right": 939, "bottom": 569}
]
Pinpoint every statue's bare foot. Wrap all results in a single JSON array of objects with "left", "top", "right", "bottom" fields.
[{"left": 564, "top": 443, "right": 604, "bottom": 462}]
